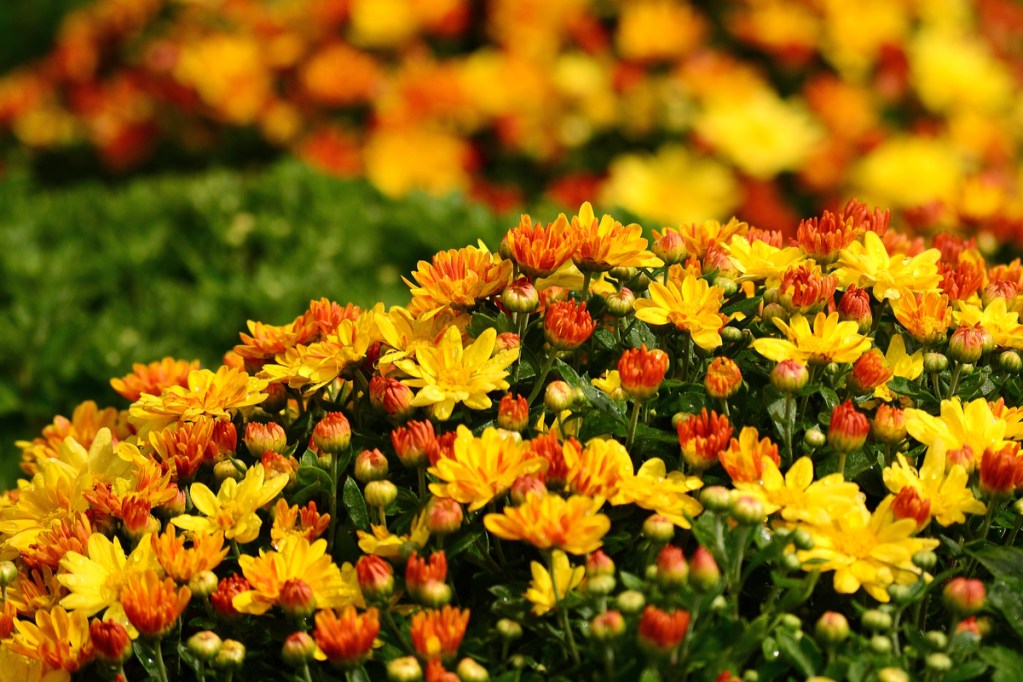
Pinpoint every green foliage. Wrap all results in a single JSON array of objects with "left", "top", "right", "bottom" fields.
[{"left": 0, "top": 161, "right": 508, "bottom": 487}]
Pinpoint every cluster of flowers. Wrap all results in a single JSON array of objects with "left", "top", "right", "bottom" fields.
[
  {"left": 4, "top": 200, "right": 1023, "bottom": 680},
  {"left": 4, "top": 0, "right": 1023, "bottom": 241}
]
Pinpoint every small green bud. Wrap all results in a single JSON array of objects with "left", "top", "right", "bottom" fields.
[
  {"left": 924, "top": 631, "right": 948, "bottom": 651},
  {"left": 925, "top": 653, "right": 952, "bottom": 672},
  {"left": 862, "top": 609, "right": 893, "bottom": 631},
  {"left": 869, "top": 635, "right": 892, "bottom": 654}
]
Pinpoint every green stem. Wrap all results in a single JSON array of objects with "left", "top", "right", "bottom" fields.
[
  {"left": 581, "top": 272, "right": 592, "bottom": 298},
  {"left": 511, "top": 312, "right": 529, "bottom": 384},
  {"left": 327, "top": 455, "right": 339, "bottom": 554},
  {"left": 301, "top": 663, "right": 314, "bottom": 682},
  {"left": 837, "top": 451, "right": 848, "bottom": 477},
  {"left": 547, "top": 552, "right": 581, "bottom": 666},
  {"left": 153, "top": 640, "right": 170, "bottom": 682},
  {"left": 947, "top": 363, "right": 963, "bottom": 399},
  {"left": 382, "top": 608, "right": 415, "bottom": 655},
  {"left": 782, "top": 392, "right": 795, "bottom": 467},
  {"left": 1007, "top": 513, "right": 1022, "bottom": 546},
  {"left": 417, "top": 466, "right": 427, "bottom": 501},
  {"left": 526, "top": 352, "right": 558, "bottom": 407},
  {"left": 625, "top": 399, "right": 642, "bottom": 452}
]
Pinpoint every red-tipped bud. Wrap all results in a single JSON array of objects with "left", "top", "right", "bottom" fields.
[
  {"left": 946, "top": 444, "right": 976, "bottom": 474},
  {"left": 590, "top": 610, "right": 626, "bottom": 640},
  {"left": 356, "top": 555, "right": 395, "bottom": 602},
  {"left": 544, "top": 300, "right": 595, "bottom": 350},
  {"left": 279, "top": 578, "right": 317, "bottom": 618},
  {"left": 642, "top": 514, "right": 675, "bottom": 543},
  {"left": 497, "top": 394, "right": 529, "bottom": 432},
  {"left": 392, "top": 420, "right": 435, "bottom": 468},
  {"left": 979, "top": 443, "right": 1023, "bottom": 496},
  {"left": 943, "top": 578, "right": 986, "bottom": 617},
  {"left": 872, "top": 404, "right": 907, "bottom": 444},
  {"left": 815, "top": 611, "right": 850, "bottom": 645},
  {"left": 637, "top": 606, "right": 690, "bottom": 654},
  {"left": 312, "top": 412, "right": 351, "bottom": 454},
  {"left": 949, "top": 324, "right": 987, "bottom": 364},
  {"left": 604, "top": 288, "right": 636, "bottom": 317},
  {"left": 91, "top": 620, "right": 132, "bottom": 663},
  {"left": 828, "top": 401, "right": 869, "bottom": 453},
  {"left": 282, "top": 632, "right": 317, "bottom": 667},
  {"left": 838, "top": 285, "right": 873, "bottom": 333},
  {"left": 354, "top": 448, "right": 389, "bottom": 483},
  {"left": 544, "top": 380, "right": 575, "bottom": 412},
  {"left": 509, "top": 474, "right": 547, "bottom": 505},
  {"left": 212, "top": 421, "right": 238, "bottom": 460},
  {"left": 771, "top": 360, "right": 809, "bottom": 393},
  {"left": 848, "top": 349, "right": 892, "bottom": 394},
  {"left": 705, "top": 357, "right": 742, "bottom": 399},
  {"left": 586, "top": 549, "right": 615, "bottom": 578},
  {"left": 891, "top": 487, "right": 931, "bottom": 530},
  {"left": 730, "top": 495, "right": 764, "bottom": 525},
  {"left": 689, "top": 546, "right": 720, "bottom": 591},
  {"left": 245, "top": 421, "right": 287, "bottom": 456},
  {"left": 655, "top": 545, "right": 688, "bottom": 589},
  {"left": 652, "top": 229, "right": 687, "bottom": 265},
  {"left": 618, "top": 345, "right": 670, "bottom": 401},
  {"left": 502, "top": 278, "right": 540, "bottom": 314},
  {"left": 425, "top": 497, "right": 463, "bottom": 536},
  {"left": 211, "top": 574, "right": 250, "bottom": 619},
  {"left": 369, "top": 376, "right": 415, "bottom": 419}
]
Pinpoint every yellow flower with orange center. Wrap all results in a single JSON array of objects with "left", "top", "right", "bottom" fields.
[
  {"left": 233, "top": 536, "right": 360, "bottom": 615},
  {"left": 410, "top": 605, "right": 470, "bottom": 662},
  {"left": 374, "top": 305, "right": 470, "bottom": 371},
  {"left": 796, "top": 497, "right": 939, "bottom": 603},
  {"left": 954, "top": 297, "right": 1023, "bottom": 349},
  {"left": 128, "top": 366, "right": 268, "bottom": 436},
  {"left": 484, "top": 493, "right": 610, "bottom": 555},
  {"left": 270, "top": 498, "right": 331, "bottom": 548},
  {"left": 525, "top": 550, "right": 584, "bottom": 616},
  {"left": 8, "top": 606, "right": 93, "bottom": 674},
  {"left": 890, "top": 289, "right": 952, "bottom": 345},
  {"left": 172, "top": 464, "right": 288, "bottom": 544},
  {"left": 111, "top": 357, "right": 200, "bottom": 402},
  {"left": 724, "top": 234, "right": 805, "bottom": 287},
  {"left": 719, "top": 427, "right": 780, "bottom": 483},
  {"left": 563, "top": 438, "right": 634, "bottom": 499},
  {"left": 314, "top": 606, "right": 380, "bottom": 667},
  {"left": 396, "top": 326, "right": 519, "bottom": 421},
  {"left": 504, "top": 213, "right": 578, "bottom": 279},
  {"left": 150, "top": 527, "right": 228, "bottom": 584},
  {"left": 752, "top": 311, "right": 872, "bottom": 366},
  {"left": 634, "top": 275, "right": 726, "bottom": 351},
  {"left": 429, "top": 426, "right": 544, "bottom": 511},
  {"left": 733, "top": 457, "right": 863, "bottom": 527},
  {"left": 614, "top": 458, "right": 703, "bottom": 528},
  {"left": 404, "top": 244, "right": 513, "bottom": 315},
  {"left": 834, "top": 231, "right": 942, "bottom": 302},
  {"left": 883, "top": 448, "right": 986, "bottom": 527},
  {"left": 121, "top": 570, "right": 191, "bottom": 639},
  {"left": 569, "top": 202, "right": 662, "bottom": 273}
]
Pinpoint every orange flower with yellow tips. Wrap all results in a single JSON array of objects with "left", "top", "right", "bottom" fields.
[
  {"left": 410, "top": 605, "right": 470, "bottom": 661},
  {"left": 233, "top": 536, "right": 360, "bottom": 615},
  {"left": 111, "top": 357, "right": 200, "bottom": 402},
  {"left": 890, "top": 290, "right": 951, "bottom": 345},
  {"left": 429, "top": 426, "right": 544, "bottom": 511},
  {"left": 484, "top": 493, "right": 610, "bottom": 555},
  {"left": 270, "top": 498, "right": 331, "bottom": 548},
  {"left": 563, "top": 438, "right": 634, "bottom": 499},
  {"left": 569, "top": 202, "right": 662, "bottom": 273},
  {"left": 16, "top": 400, "right": 130, "bottom": 475},
  {"left": 120, "top": 570, "right": 191, "bottom": 638},
  {"left": 128, "top": 366, "right": 268, "bottom": 436},
  {"left": 752, "top": 311, "right": 871, "bottom": 366},
  {"left": 8, "top": 606, "right": 94, "bottom": 673},
  {"left": 504, "top": 213, "right": 578, "bottom": 279},
  {"left": 720, "top": 427, "right": 780, "bottom": 483},
  {"left": 396, "top": 326, "right": 519, "bottom": 421},
  {"left": 314, "top": 606, "right": 380, "bottom": 667},
  {"left": 634, "top": 275, "right": 726, "bottom": 351},
  {"left": 233, "top": 320, "right": 301, "bottom": 367},
  {"left": 150, "top": 526, "right": 228, "bottom": 583},
  {"left": 405, "top": 244, "right": 513, "bottom": 315},
  {"left": 665, "top": 217, "right": 748, "bottom": 260},
  {"left": 22, "top": 513, "right": 93, "bottom": 572}
]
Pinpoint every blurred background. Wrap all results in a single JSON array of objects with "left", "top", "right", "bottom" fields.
[{"left": 4, "top": 0, "right": 1023, "bottom": 487}]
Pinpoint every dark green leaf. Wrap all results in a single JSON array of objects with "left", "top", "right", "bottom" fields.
[
  {"left": 981, "top": 647, "right": 1023, "bottom": 682},
  {"left": 447, "top": 527, "right": 487, "bottom": 558},
  {"left": 775, "top": 629, "right": 820, "bottom": 677},
  {"left": 343, "top": 477, "right": 370, "bottom": 531},
  {"left": 964, "top": 545, "right": 1023, "bottom": 581},
  {"left": 987, "top": 581, "right": 1023, "bottom": 640},
  {"left": 722, "top": 295, "right": 763, "bottom": 316},
  {"left": 944, "top": 660, "right": 989, "bottom": 682}
]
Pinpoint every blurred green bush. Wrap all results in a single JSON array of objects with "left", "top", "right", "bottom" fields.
[
  {"left": 0, "top": 1, "right": 90, "bottom": 72},
  {"left": 0, "top": 161, "right": 510, "bottom": 486}
]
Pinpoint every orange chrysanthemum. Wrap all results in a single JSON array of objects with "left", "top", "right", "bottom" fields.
[
  {"left": 111, "top": 357, "right": 200, "bottom": 402},
  {"left": 891, "top": 290, "right": 952, "bottom": 345},
  {"left": 270, "top": 498, "right": 331, "bottom": 548},
  {"left": 618, "top": 345, "right": 670, "bottom": 400},
  {"left": 779, "top": 263, "right": 837, "bottom": 314},
  {"left": 638, "top": 605, "right": 691, "bottom": 652},
  {"left": 233, "top": 320, "right": 301, "bottom": 367},
  {"left": 151, "top": 526, "right": 228, "bottom": 583},
  {"left": 314, "top": 606, "right": 380, "bottom": 668},
  {"left": 544, "top": 299, "right": 596, "bottom": 350},
  {"left": 22, "top": 512, "right": 93, "bottom": 572},
  {"left": 705, "top": 356, "right": 742, "bottom": 399},
  {"left": 406, "top": 550, "right": 448, "bottom": 601},
  {"left": 666, "top": 217, "right": 748, "bottom": 261},
  {"left": 9, "top": 606, "right": 94, "bottom": 673},
  {"left": 295, "top": 299, "right": 362, "bottom": 344},
  {"left": 405, "top": 245, "right": 513, "bottom": 315},
  {"left": 410, "top": 606, "right": 470, "bottom": 661},
  {"left": 483, "top": 493, "right": 610, "bottom": 555},
  {"left": 569, "top": 202, "right": 662, "bottom": 273},
  {"left": 148, "top": 417, "right": 219, "bottom": 480},
  {"left": 677, "top": 409, "right": 733, "bottom": 470},
  {"left": 795, "top": 199, "right": 889, "bottom": 263},
  {"left": 504, "top": 213, "right": 578, "bottom": 279},
  {"left": 719, "top": 427, "right": 780, "bottom": 483},
  {"left": 939, "top": 260, "right": 985, "bottom": 302},
  {"left": 529, "top": 432, "right": 571, "bottom": 487},
  {"left": 16, "top": 400, "right": 130, "bottom": 475},
  {"left": 120, "top": 570, "right": 191, "bottom": 638},
  {"left": 979, "top": 443, "right": 1023, "bottom": 496},
  {"left": 848, "top": 349, "right": 893, "bottom": 394},
  {"left": 562, "top": 438, "right": 634, "bottom": 499}
]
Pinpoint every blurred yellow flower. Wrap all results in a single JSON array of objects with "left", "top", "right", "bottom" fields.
[
  {"left": 954, "top": 298, "right": 1023, "bottom": 349},
  {"left": 909, "top": 28, "right": 1013, "bottom": 115},
  {"left": 851, "top": 136, "right": 962, "bottom": 210},
  {"left": 525, "top": 550, "right": 584, "bottom": 616},
  {"left": 174, "top": 34, "right": 270, "bottom": 125},
  {"left": 365, "top": 127, "right": 470, "bottom": 198},
  {"left": 752, "top": 312, "right": 871, "bottom": 365},
  {"left": 172, "top": 464, "right": 288, "bottom": 544},
  {"left": 484, "top": 493, "right": 610, "bottom": 555}
]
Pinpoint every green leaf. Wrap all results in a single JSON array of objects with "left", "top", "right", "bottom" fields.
[
  {"left": 619, "top": 571, "right": 645, "bottom": 590},
  {"left": 296, "top": 464, "right": 333, "bottom": 494},
  {"left": 343, "top": 477, "right": 370, "bottom": 531},
  {"left": 722, "top": 295, "right": 763, "bottom": 316},
  {"left": 945, "top": 660, "right": 989, "bottom": 682},
  {"left": 964, "top": 545, "right": 1023, "bottom": 581},
  {"left": 987, "top": 581, "right": 1023, "bottom": 640},
  {"left": 775, "top": 629, "right": 820, "bottom": 678},
  {"left": 447, "top": 527, "right": 486, "bottom": 558},
  {"left": 981, "top": 647, "right": 1023, "bottom": 682}
]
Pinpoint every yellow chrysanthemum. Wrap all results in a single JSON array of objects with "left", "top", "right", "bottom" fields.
[
  {"left": 883, "top": 449, "right": 986, "bottom": 527},
  {"left": 58, "top": 532, "right": 158, "bottom": 631},
  {"left": 613, "top": 458, "right": 703, "bottom": 528},
  {"left": 591, "top": 370, "right": 624, "bottom": 401},
  {"left": 890, "top": 290, "right": 952, "bottom": 345},
  {"left": 954, "top": 298, "right": 1023, "bottom": 349},
  {"left": 8, "top": 606, "right": 93, "bottom": 675},
  {"left": 357, "top": 510, "right": 429, "bottom": 561},
  {"left": 396, "top": 326, "right": 518, "bottom": 421},
  {"left": 661, "top": 217, "right": 748, "bottom": 261},
  {"left": 233, "top": 536, "right": 360, "bottom": 615},
  {"left": 734, "top": 457, "right": 863, "bottom": 527},
  {"left": 128, "top": 366, "right": 268, "bottom": 436},
  {"left": 833, "top": 231, "right": 942, "bottom": 302},
  {"left": 563, "top": 438, "right": 634, "bottom": 499},
  {"left": 568, "top": 201, "right": 662, "bottom": 273},
  {"left": 172, "top": 464, "right": 288, "bottom": 544},
  {"left": 16, "top": 400, "right": 129, "bottom": 476},
  {"left": 429, "top": 426, "right": 544, "bottom": 512},
  {"left": 797, "top": 497, "right": 939, "bottom": 603},
  {"left": 904, "top": 397, "right": 1012, "bottom": 465},
  {"left": 525, "top": 549, "right": 584, "bottom": 616},
  {"left": 724, "top": 235, "right": 805, "bottom": 287},
  {"left": 752, "top": 312, "right": 872, "bottom": 365},
  {"left": 374, "top": 305, "right": 470, "bottom": 371},
  {"left": 484, "top": 494, "right": 610, "bottom": 555},
  {"left": 874, "top": 335, "right": 924, "bottom": 402},
  {"left": 0, "top": 645, "right": 58, "bottom": 682},
  {"left": 634, "top": 275, "right": 726, "bottom": 351},
  {"left": 404, "top": 244, "right": 513, "bottom": 316}
]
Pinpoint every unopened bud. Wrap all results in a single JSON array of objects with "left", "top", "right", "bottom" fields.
[
  {"left": 815, "top": 611, "right": 849, "bottom": 645},
  {"left": 425, "top": 497, "right": 463, "bottom": 535},
  {"left": 714, "top": 277, "right": 738, "bottom": 297},
  {"left": 544, "top": 380, "right": 575, "bottom": 412},
  {"left": 642, "top": 514, "right": 675, "bottom": 543},
  {"left": 282, "top": 632, "right": 317, "bottom": 667},
  {"left": 279, "top": 578, "right": 317, "bottom": 619},
  {"left": 869, "top": 635, "right": 892, "bottom": 654},
  {"left": 0, "top": 561, "right": 19, "bottom": 587},
  {"left": 730, "top": 496, "right": 764, "bottom": 525},
  {"left": 387, "top": 656, "right": 423, "bottom": 682},
  {"left": 791, "top": 529, "right": 814, "bottom": 551},
  {"left": 887, "top": 584, "right": 914, "bottom": 605},
  {"left": 244, "top": 421, "right": 287, "bottom": 456},
  {"left": 655, "top": 545, "right": 688, "bottom": 589},
  {"left": 924, "top": 631, "right": 947, "bottom": 651},
  {"left": 720, "top": 326, "right": 744, "bottom": 343},
  {"left": 456, "top": 657, "right": 490, "bottom": 682},
  {"left": 213, "top": 640, "right": 246, "bottom": 671},
  {"left": 779, "top": 614, "right": 801, "bottom": 631},
  {"left": 586, "top": 574, "right": 616, "bottom": 596},
  {"left": 652, "top": 230, "right": 687, "bottom": 265},
  {"left": 925, "top": 653, "right": 952, "bottom": 672},
  {"left": 689, "top": 546, "right": 720, "bottom": 591},
  {"left": 949, "top": 325, "right": 986, "bottom": 364},
  {"left": 312, "top": 412, "right": 351, "bottom": 454},
  {"left": 590, "top": 610, "right": 626, "bottom": 640},
  {"left": 419, "top": 581, "right": 453, "bottom": 608},
  {"left": 354, "top": 448, "right": 389, "bottom": 483},
  {"left": 700, "top": 486, "right": 732, "bottom": 513},
  {"left": 999, "top": 350, "right": 1022, "bottom": 372},
  {"left": 502, "top": 278, "right": 539, "bottom": 314},
  {"left": 189, "top": 570, "right": 219, "bottom": 598},
  {"left": 862, "top": 609, "right": 892, "bottom": 631},
  {"left": 803, "top": 427, "right": 826, "bottom": 450},
  {"left": 497, "top": 394, "right": 530, "bottom": 432},
  {"left": 214, "top": 459, "right": 245, "bottom": 483},
  {"left": 943, "top": 577, "right": 985, "bottom": 617},
  {"left": 923, "top": 352, "right": 948, "bottom": 373},
  {"left": 496, "top": 619, "right": 522, "bottom": 641},
  {"left": 876, "top": 668, "right": 909, "bottom": 682},
  {"left": 187, "top": 631, "right": 223, "bottom": 662},
  {"left": 364, "top": 480, "right": 398, "bottom": 508},
  {"left": 616, "top": 589, "right": 646, "bottom": 614},
  {"left": 509, "top": 474, "right": 547, "bottom": 505},
  {"left": 605, "top": 288, "right": 636, "bottom": 317},
  {"left": 771, "top": 360, "right": 809, "bottom": 393}
]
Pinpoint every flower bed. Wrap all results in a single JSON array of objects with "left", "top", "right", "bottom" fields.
[{"left": 4, "top": 201, "right": 1023, "bottom": 681}]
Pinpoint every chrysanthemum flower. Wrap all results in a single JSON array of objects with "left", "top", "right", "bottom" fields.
[
  {"left": 837, "top": 285, "right": 873, "bottom": 332},
  {"left": 705, "top": 356, "right": 742, "bottom": 399},
  {"left": 525, "top": 550, "right": 584, "bottom": 616},
  {"left": 677, "top": 409, "right": 733, "bottom": 470},
  {"left": 314, "top": 606, "right": 380, "bottom": 668},
  {"left": 210, "top": 573, "right": 250, "bottom": 619},
  {"left": 883, "top": 449, "right": 985, "bottom": 527},
  {"left": 797, "top": 497, "right": 939, "bottom": 602},
  {"left": 939, "top": 259, "right": 985, "bottom": 302},
  {"left": 172, "top": 463, "right": 288, "bottom": 544},
  {"left": 979, "top": 443, "right": 1023, "bottom": 496},
  {"left": 233, "top": 536, "right": 359, "bottom": 615},
  {"left": 232, "top": 320, "right": 302, "bottom": 369},
  {"left": 779, "top": 263, "right": 837, "bottom": 314},
  {"left": 429, "top": 426, "right": 544, "bottom": 511},
  {"left": 410, "top": 606, "right": 470, "bottom": 661},
  {"left": 484, "top": 493, "right": 610, "bottom": 555},
  {"left": 847, "top": 349, "right": 892, "bottom": 394},
  {"left": 634, "top": 275, "right": 726, "bottom": 351},
  {"left": 111, "top": 357, "right": 200, "bottom": 402},
  {"left": 148, "top": 417, "right": 218, "bottom": 480},
  {"left": 396, "top": 326, "right": 518, "bottom": 421},
  {"left": 374, "top": 306, "right": 471, "bottom": 371},
  {"left": 834, "top": 232, "right": 942, "bottom": 302},
  {"left": 637, "top": 606, "right": 690, "bottom": 653},
  {"left": 406, "top": 550, "right": 447, "bottom": 603},
  {"left": 16, "top": 401, "right": 131, "bottom": 475},
  {"left": 667, "top": 218, "right": 747, "bottom": 261},
  {"left": 724, "top": 235, "right": 804, "bottom": 286},
  {"left": 795, "top": 199, "right": 889, "bottom": 263},
  {"left": 357, "top": 509, "right": 430, "bottom": 560},
  {"left": 953, "top": 297, "right": 1023, "bottom": 349},
  {"left": 719, "top": 427, "right": 780, "bottom": 483},
  {"left": 734, "top": 457, "right": 863, "bottom": 527},
  {"left": 889, "top": 486, "right": 932, "bottom": 530},
  {"left": 8, "top": 606, "right": 94, "bottom": 673},
  {"left": 129, "top": 366, "right": 268, "bottom": 436},
  {"left": 618, "top": 345, "right": 670, "bottom": 400},
  {"left": 828, "top": 401, "right": 869, "bottom": 454},
  {"left": 21, "top": 513, "right": 93, "bottom": 572},
  {"left": 391, "top": 420, "right": 437, "bottom": 469},
  {"left": 544, "top": 299, "right": 596, "bottom": 350},
  {"left": 150, "top": 526, "right": 228, "bottom": 584},
  {"left": 568, "top": 202, "right": 662, "bottom": 273},
  {"left": 270, "top": 498, "right": 331, "bottom": 548},
  {"left": 752, "top": 311, "right": 871, "bottom": 366},
  {"left": 872, "top": 335, "right": 923, "bottom": 402},
  {"left": 563, "top": 438, "right": 634, "bottom": 499},
  {"left": 504, "top": 213, "right": 578, "bottom": 279},
  {"left": 614, "top": 458, "right": 704, "bottom": 528},
  {"left": 905, "top": 397, "right": 1012, "bottom": 468},
  {"left": 404, "top": 245, "right": 513, "bottom": 315},
  {"left": 890, "top": 289, "right": 952, "bottom": 345},
  {"left": 121, "top": 570, "right": 191, "bottom": 638}
]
